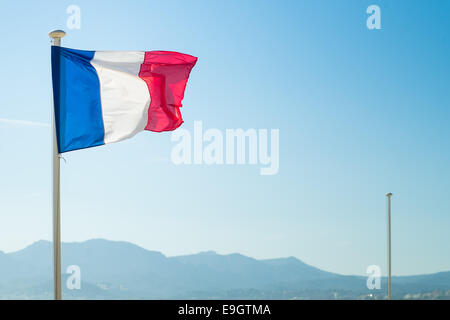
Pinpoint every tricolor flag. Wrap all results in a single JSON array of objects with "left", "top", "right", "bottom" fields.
[{"left": 51, "top": 47, "right": 197, "bottom": 153}]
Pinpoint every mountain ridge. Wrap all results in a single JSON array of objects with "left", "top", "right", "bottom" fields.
[{"left": 1, "top": 239, "right": 449, "bottom": 299}]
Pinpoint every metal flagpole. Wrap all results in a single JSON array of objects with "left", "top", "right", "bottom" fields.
[
  {"left": 49, "top": 29, "right": 66, "bottom": 300},
  {"left": 386, "top": 192, "right": 393, "bottom": 300}
]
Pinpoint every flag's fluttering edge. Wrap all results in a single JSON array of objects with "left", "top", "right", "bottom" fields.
[{"left": 51, "top": 47, "right": 197, "bottom": 153}]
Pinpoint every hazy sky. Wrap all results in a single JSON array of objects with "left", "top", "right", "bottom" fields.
[{"left": 0, "top": 0, "right": 449, "bottom": 276}]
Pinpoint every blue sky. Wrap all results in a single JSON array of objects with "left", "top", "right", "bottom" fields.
[{"left": 0, "top": 0, "right": 449, "bottom": 276}]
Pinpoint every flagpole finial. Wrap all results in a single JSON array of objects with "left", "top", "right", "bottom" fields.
[
  {"left": 386, "top": 192, "right": 393, "bottom": 197},
  {"left": 49, "top": 30, "right": 66, "bottom": 46},
  {"left": 49, "top": 30, "right": 66, "bottom": 39}
]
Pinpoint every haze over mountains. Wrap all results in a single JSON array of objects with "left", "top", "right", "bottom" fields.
[{"left": 0, "top": 239, "right": 449, "bottom": 299}]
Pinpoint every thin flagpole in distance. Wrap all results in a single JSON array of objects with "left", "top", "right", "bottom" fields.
[
  {"left": 49, "top": 29, "right": 65, "bottom": 300},
  {"left": 386, "top": 192, "right": 393, "bottom": 300}
]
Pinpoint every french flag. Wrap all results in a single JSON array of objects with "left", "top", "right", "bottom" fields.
[{"left": 51, "top": 47, "right": 197, "bottom": 153}]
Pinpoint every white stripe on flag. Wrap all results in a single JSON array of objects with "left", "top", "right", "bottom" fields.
[{"left": 90, "top": 51, "right": 150, "bottom": 144}]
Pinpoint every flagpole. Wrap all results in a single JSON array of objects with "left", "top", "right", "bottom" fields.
[
  {"left": 386, "top": 192, "right": 393, "bottom": 300},
  {"left": 49, "top": 29, "right": 65, "bottom": 300}
]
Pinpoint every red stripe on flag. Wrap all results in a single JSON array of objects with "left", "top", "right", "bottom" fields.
[{"left": 138, "top": 51, "right": 197, "bottom": 132}]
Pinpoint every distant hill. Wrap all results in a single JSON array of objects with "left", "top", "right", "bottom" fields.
[{"left": 0, "top": 239, "right": 448, "bottom": 299}]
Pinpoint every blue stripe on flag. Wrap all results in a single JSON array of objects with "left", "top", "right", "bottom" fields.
[{"left": 51, "top": 46, "right": 105, "bottom": 153}]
